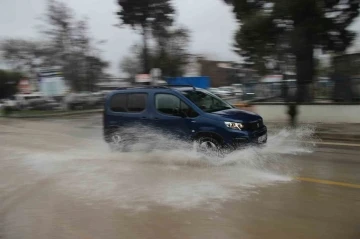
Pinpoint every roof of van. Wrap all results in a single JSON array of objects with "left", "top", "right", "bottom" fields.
[{"left": 113, "top": 85, "right": 198, "bottom": 92}]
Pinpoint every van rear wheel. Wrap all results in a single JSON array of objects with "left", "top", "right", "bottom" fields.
[
  {"left": 108, "top": 132, "right": 130, "bottom": 152},
  {"left": 110, "top": 133, "right": 122, "bottom": 144}
]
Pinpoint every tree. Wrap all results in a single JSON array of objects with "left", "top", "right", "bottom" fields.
[
  {"left": 119, "top": 26, "right": 191, "bottom": 79},
  {"left": 0, "top": 39, "right": 48, "bottom": 75},
  {"left": 40, "top": 0, "right": 75, "bottom": 66},
  {"left": 85, "top": 55, "right": 109, "bottom": 91},
  {"left": 117, "top": 0, "right": 175, "bottom": 74},
  {"left": 119, "top": 43, "right": 144, "bottom": 82},
  {"left": 40, "top": 0, "right": 91, "bottom": 91},
  {"left": 1, "top": 0, "right": 109, "bottom": 92},
  {"left": 315, "top": 56, "right": 332, "bottom": 78},
  {"left": 152, "top": 27, "right": 190, "bottom": 77},
  {"left": 0, "top": 70, "right": 23, "bottom": 99},
  {"left": 224, "top": 0, "right": 359, "bottom": 102}
]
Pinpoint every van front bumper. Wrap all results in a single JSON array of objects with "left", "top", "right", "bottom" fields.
[{"left": 225, "top": 126, "right": 267, "bottom": 148}]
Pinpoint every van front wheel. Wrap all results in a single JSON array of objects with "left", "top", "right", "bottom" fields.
[{"left": 195, "top": 136, "right": 223, "bottom": 156}]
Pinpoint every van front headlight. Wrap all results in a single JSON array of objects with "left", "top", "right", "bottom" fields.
[{"left": 225, "top": 121, "right": 244, "bottom": 130}]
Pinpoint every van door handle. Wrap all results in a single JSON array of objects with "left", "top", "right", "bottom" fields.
[{"left": 141, "top": 117, "right": 147, "bottom": 119}]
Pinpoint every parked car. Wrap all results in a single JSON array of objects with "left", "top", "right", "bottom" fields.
[
  {"left": 219, "top": 86, "right": 234, "bottom": 94},
  {"left": 231, "top": 84, "right": 244, "bottom": 97},
  {"left": 64, "top": 92, "right": 106, "bottom": 110},
  {"left": 15, "top": 93, "right": 45, "bottom": 109},
  {"left": 26, "top": 98, "right": 61, "bottom": 111},
  {"left": 103, "top": 85, "right": 267, "bottom": 153},
  {"left": 63, "top": 92, "right": 91, "bottom": 110},
  {"left": 209, "top": 87, "right": 232, "bottom": 98},
  {"left": 2, "top": 97, "right": 18, "bottom": 109},
  {"left": 208, "top": 87, "right": 221, "bottom": 95},
  {"left": 1, "top": 97, "right": 19, "bottom": 114},
  {"left": 0, "top": 99, "right": 4, "bottom": 112},
  {"left": 89, "top": 92, "right": 105, "bottom": 107},
  {"left": 218, "top": 86, "right": 235, "bottom": 98}
]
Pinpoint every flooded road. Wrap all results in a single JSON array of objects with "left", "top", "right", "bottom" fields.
[{"left": 0, "top": 115, "right": 359, "bottom": 239}]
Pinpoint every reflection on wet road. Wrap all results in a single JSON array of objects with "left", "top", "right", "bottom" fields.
[{"left": 0, "top": 116, "right": 359, "bottom": 239}]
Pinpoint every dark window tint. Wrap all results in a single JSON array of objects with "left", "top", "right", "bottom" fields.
[
  {"left": 180, "top": 101, "right": 199, "bottom": 118},
  {"left": 110, "top": 93, "right": 127, "bottom": 112},
  {"left": 128, "top": 94, "right": 147, "bottom": 112},
  {"left": 156, "top": 94, "right": 198, "bottom": 118},
  {"left": 110, "top": 93, "right": 147, "bottom": 112},
  {"left": 156, "top": 94, "right": 180, "bottom": 116}
]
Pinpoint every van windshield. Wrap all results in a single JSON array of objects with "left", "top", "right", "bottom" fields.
[{"left": 181, "top": 90, "right": 233, "bottom": 113}]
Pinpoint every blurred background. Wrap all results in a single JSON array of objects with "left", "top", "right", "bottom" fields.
[
  {"left": 1, "top": 2, "right": 360, "bottom": 239},
  {"left": 0, "top": 0, "right": 359, "bottom": 121}
]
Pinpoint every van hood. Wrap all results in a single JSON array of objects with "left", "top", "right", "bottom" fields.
[{"left": 206, "top": 108, "right": 261, "bottom": 122}]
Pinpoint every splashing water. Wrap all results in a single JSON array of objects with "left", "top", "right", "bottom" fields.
[
  {"left": 0, "top": 121, "right": 319, "bottom": 239},
  {"left": 0, "top": 124, "right": 317, "bottom": 212}
]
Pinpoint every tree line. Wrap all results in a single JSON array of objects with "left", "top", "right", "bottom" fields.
[
  {"left": 1, "top": 0, "right": 359, "bottom": 101},
  {"left": 0, "top": 0, "right": 109, "bottom": 93},
  {"left": 118, "top": 0, "right": 359, "bottom": 100},
  {"left": 223, "top": 0, "right": 359, "bottom": 102}
]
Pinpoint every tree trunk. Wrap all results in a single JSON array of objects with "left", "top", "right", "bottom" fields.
[
  {"left": 292, "top": 27, "right": 314, "bottom": 103},
  {"left": 295, "top": 45, "right": 314, "bottom": 102},
  {"left": 142, "top": 27, "right": 149, "bottom": 74}
]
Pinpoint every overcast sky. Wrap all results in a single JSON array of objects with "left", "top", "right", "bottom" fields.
[
  {"left": 0, "top": 0, "right": 239, "bottom": 76},
  {"left": 0, "top": 0, "right": 359, "bottom": 76}
]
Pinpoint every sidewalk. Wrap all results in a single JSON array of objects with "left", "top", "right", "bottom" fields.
[
  {"left": 0, "top": 109, "right": 103, "bottom": 118},
  {"left": 266, "top": 122, "right": 360, "bottom": 143},
  {"left": 2, "top": 108, "right": 360, "bottom": 143}
]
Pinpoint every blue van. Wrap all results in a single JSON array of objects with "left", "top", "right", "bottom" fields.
[{"left": 103, "top": 85, "right": 267, "bottom": 151}]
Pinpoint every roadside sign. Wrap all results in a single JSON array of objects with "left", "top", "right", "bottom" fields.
[
  {"left": 37, "top": 66, "right": 67, "bottom": 97},
  {"left": 135, "top": 74, "right": 151, "bottom": 83},
  {"left": 17, "top": 78, "right": 32, "bottom": 94}
]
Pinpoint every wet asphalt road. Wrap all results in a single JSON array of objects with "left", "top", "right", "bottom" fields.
[{"left": 0, "top": 115, "right": 359, "bottom": 239}]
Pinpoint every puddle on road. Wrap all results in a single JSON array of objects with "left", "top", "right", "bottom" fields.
[{"left": 0, "top": 125, "right": 317, "bottom": 212}]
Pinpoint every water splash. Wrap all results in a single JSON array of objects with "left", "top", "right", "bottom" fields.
[{"left": 8, "top": 125, "right": 316, "bottom": 211}]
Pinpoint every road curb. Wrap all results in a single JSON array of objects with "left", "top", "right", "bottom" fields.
[
  {"left": 315, "top": 134, "right": 360, "bottom": 143},
  {"left": 267, "top": 126, "right": 360, "bottom": 143},
  {"left": 1, "top": 109, "right": 103, "bottom": 119},
  {"left": 2, "top": 108, "right": 360, "bottom": 143}
]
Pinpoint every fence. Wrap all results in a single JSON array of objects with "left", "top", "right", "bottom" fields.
[{"left": 238, "top": 78, "right": 360, "bottom": 103}]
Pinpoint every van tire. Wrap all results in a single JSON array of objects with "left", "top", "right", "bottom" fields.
[
  {"left": 195, "top": 136, "right": 223, "bottom": 157},
  {"left": 108, "top": 132, "right": 129, "bottom": 152},
  {"left": 197, "top": 136, "right": 220, "bottom": 149}
]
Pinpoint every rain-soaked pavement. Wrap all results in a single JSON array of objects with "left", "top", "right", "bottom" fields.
[{"left": 0, "top": 115, "right": 359, "bottom": 239}]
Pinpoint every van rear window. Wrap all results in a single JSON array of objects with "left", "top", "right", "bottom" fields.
[
  {"left": 128, "top": 94, "right": 147, "bottom": 112},
  {"left": 110, "top": 94, "right": 127, "bottom": 112},
  {"left": 110, "top": 93, "right": 147, "bottom": 112}
]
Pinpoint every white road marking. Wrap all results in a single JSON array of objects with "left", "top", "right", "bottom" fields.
[{"left": 307, "top": 141, "right": 360, "bottom": 147}]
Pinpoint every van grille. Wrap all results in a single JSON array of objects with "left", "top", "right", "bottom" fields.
[{"left": 244, "top": 119, "right": 264, "bottom": 131}]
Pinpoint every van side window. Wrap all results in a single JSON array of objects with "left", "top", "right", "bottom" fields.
[
  {"left": 155, "top": 94, "right": 198, "bottom": 118},
  {"left": 110, "top": 94, "right": 127, "bottom": 112},
  {"left": 128, "top": 93, "right": 147, "bottom": 112},
  {"left": 110, "top": 93, "right": 147, "bottom": 113},
  {"left": 180, "top": 101, "right": 199, "bottom": 118}
]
